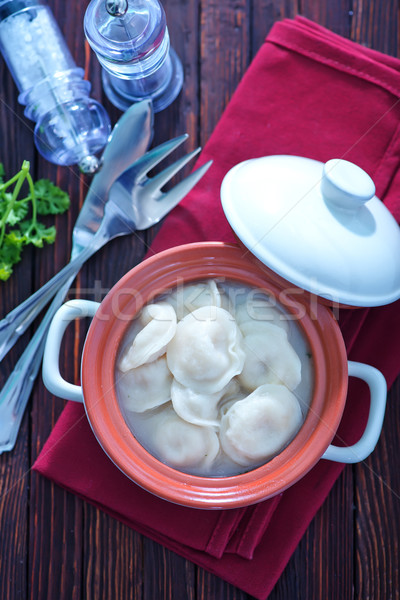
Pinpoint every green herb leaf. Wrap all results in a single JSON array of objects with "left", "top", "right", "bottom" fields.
[
  {"left": 0, "top": 193, "right": 12, "bottom": 220},
  {"left": 19, "top": 221, "right": 56, "bottom": 248},
  {"left": 0, "top": 231, "right": 25, "bottom": 280},
  {"left": 2, "top": 230, "right": 25, "bottom": 258},
  {"left": 0, "top": 261, "right": 14, "bottom": 281},
  {"left": 34, "top": 179, "right": 70, "bottom": 215},
  {"left": 0, "top": 163, "right": 70, "bottom": 281},
  {"left": 5, "top": 200, "right": 29, "bottom": 225}
]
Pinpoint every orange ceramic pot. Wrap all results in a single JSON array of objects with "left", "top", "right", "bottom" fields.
[{"left": 42, "top": 242, "right": 387, "bottom": 509}]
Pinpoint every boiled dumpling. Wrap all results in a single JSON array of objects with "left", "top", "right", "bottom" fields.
[
  {"left": 165, "top": 280, "right": 221, "bottom": 320},
  {"left": 220, "top": 384, "right": 302, "bottom": 466},
  {"left": 171, "top": 378, "right": 240, "bottom": 427},
  {"left": 235, "top": 295, "right": 289, "bottom": 334},
  {"left": 167, "top": 305, "right": 245, "bottom": 394},
  {"left": 239, "top": 319, "right": 289, "bottom": 338},
  {"left": 151, "top": 405, "right": 220, "bottom": 471},
  {"left": 171, "top": 379, "right": 221, "bottom": 426},
  {"left": 238, "top": 323, "right": 301, "bottom": 391},
  {"left": 119, "top": 302, "right": 177, "bottom": 371},
  {"left": 116, "top": 356, "right": 172, "bottom": 413},
  {"left": 217, "top": 282, "right": 239, "bottom": 315}
]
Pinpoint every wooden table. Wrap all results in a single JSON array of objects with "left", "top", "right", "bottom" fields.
[{"left": 1, "top": 1, "right": 399, "bottom": 598}]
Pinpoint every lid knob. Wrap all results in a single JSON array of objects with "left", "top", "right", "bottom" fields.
[{"left": 321, "top": 159, "right": 375, "bottom": 211}]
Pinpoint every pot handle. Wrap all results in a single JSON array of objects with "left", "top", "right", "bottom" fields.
[
  {"left": 42, "top": 299, "right": 100, "bottom": 403},
  {"left": 321, "top": 360, "right": 387, "bottom": 463}
]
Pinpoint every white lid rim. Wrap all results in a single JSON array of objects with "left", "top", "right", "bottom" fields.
[{"left": 244, "top": 241, "right": 400, "bottom": 307}]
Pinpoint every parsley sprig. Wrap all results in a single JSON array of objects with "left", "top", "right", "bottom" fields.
[{"left": 0, "top": 161, "right": 70, "bottom": 281}]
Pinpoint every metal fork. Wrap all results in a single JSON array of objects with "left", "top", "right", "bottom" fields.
[{"left": 0, "top": 138, "right": 211, "bottom": 453}]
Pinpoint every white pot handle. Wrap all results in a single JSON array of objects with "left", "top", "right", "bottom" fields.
[
  {"left": 321, "top": 360, "right": 387, "bottom": 463},
  {"left": 42, "top": 299, "right": 100, "bottom": 403}
]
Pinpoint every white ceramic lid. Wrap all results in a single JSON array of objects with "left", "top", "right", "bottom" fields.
[{"left": 220, "top": 155, "right": 400, "bottom": 307}]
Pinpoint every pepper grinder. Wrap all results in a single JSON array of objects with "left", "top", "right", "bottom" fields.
[
  {"left": 84, "top": 0, "right": 183, "bottom": 113},
  {"left": 0, "top": 0, "right": 111, "bottom": 172}
]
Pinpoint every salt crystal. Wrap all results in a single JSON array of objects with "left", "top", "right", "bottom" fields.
[{"left": 0, "top": 6, "right": 73, "bottom": 92}]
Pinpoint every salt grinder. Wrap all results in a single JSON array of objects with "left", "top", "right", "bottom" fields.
[
  {"left": 84, "top": 0, "right": 183, "bottom": 113},
  {"left": 0, "top": 0, "right": 111, "bottom": 172}
]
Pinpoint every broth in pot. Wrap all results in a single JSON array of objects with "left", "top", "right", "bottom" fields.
[{"left": 115, "top": 279, "right": 314, "bottom": 477}]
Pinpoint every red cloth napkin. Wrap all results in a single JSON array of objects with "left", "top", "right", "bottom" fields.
[{"left": 34, "top": 16, "right": 400, "bottom": 599}]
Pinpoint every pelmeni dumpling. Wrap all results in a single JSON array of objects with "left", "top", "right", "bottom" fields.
[
  {"left": 171, "top": 380, "right": 221, "bottom": 427},
  {"left": 167, "top": 305, "right": 245, "bottom": 394},
  {"left": 220, "top": 384, "right": 302, "bottom": 466},
  {"left": 119, "top": 302, "right": 177, "bottom": 371},
  {"left": 238, "top": 323, "right": 301, "bottom": 391},
  {"left": 165, "top": 280, "right": 221, "bottom": 320},
  {"left": 171, "top": 378, "right": 240, "bottom": 427},
  {"left": 116, "top": 356, "right": 172, "bottom": 413},
  {"left": 239, "top": 318, "right": 291, "bottom": 340},
  {"left": 235, "top": 296, "right": 289, "bottom": 333},
  {"left": 150, "top": 405, "right": 220, "bottom": 470}
]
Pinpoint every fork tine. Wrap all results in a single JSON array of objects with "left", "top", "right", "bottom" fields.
[
  {"left": 135, "top": 134, "right": 189, "bottom": 180},
  {"left": 145, "top": 147, "right": 202, "bottom": 194},
  {"left": 137, "top": 160, "right": 213, "bottom": 229}
]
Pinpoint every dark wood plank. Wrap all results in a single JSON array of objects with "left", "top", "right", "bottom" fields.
[
  {"left": 300, "top": 0, "right": 352, "bottom": 36},
  {"left": 29, "top": 480, "right": 83, "bottom": 600},
  {"left": 200, "top": 0, "right": 251, "bottom": 145},
  {"left": 354, "top": 378, "right": 400, "bottom": 599},
  {"left": 251, "top": 0, "right": 298, "bottom": 56},
  {"left": 0, "top": 27, "right": 37, "bottom": 600},
  {"left": 351, "top": 0, "right": 399, "bottom": 56},
  {"left": 196, "top": 569, "right": 250, "bottom": 599},
  {"left": 156, "top": 0, "right": 200, "bottom": 148},
  {"left": 350, "top": 6, "right": 400, "bottom": 599},
  {"left": 142, "top": 539, "right": 196, "bottom": 600},
  {"left": 83, "top": 508, "right": 144, "bottom": 599},
  {"left": 0, "top": 433, "right": 29, "bottom": 600},
  {"left": 26, "top": 2, "right": 89, "bottom": 599}
]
